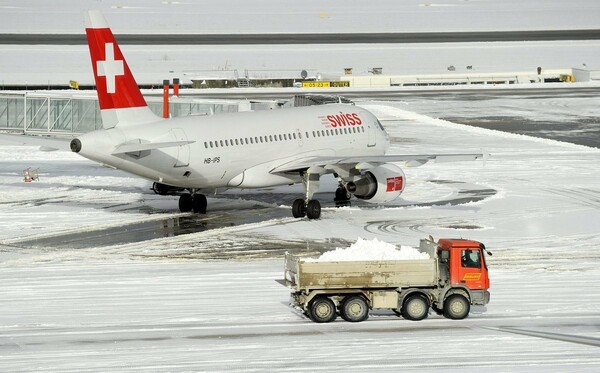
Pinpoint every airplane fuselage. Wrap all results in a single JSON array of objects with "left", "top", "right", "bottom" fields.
[{"left": 75, "top": 104, "right": 390, "bottom": 191}]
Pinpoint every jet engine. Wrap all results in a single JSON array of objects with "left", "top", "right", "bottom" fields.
[{"left": 346, "top": 164, "right": 405, "bottom": 204}]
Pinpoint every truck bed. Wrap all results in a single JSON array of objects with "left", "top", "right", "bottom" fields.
[{"left": 285, "top": 253, "right": 438, "bottom": 291}]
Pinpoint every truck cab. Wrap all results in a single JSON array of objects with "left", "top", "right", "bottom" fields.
[{"left": 436, "top": 239, "right": 491, "bottom": 312}]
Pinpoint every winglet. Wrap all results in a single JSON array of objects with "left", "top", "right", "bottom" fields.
[{"left": 84, "top": 10, "right": 159, "bottom": 128}]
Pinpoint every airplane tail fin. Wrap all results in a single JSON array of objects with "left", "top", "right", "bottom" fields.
[{"left": 84, "top": 10, "right": 160, "bottom": 129}]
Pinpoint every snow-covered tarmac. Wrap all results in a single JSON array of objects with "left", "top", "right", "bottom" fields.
[{"left": 1, "top": 98, "right": 600, "bottom": 371}]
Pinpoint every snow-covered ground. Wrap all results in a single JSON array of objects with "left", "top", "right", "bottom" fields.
[
  {"left": 1, "top": 0, "right": 599, "bottom": 85},
  {"left": 2, "top": 0, "right": 599, "bottom": 34},
  {"left": 2, "top": 41, "right": 599, "bottom": 86},
  {"left": 1, "top": 94, "right": 599, "bottom": 370}
]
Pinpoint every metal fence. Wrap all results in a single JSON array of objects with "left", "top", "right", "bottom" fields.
[{"left": 0, "top": 92, "right": 240, "bottom": 135}]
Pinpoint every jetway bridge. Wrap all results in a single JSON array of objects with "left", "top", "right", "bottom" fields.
[{"left": 0, "top": 91, "right": 243, "bottom": 135}]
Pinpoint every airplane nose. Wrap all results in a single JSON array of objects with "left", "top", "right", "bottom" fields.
[{"left": 70, "top": 138, "right": 82, "bottom": 153}]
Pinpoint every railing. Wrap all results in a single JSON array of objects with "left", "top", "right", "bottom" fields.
[{"left": 0, "top": 91, "right": 240, "bottom": 135}]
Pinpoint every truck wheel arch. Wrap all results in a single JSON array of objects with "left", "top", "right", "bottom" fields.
[
  {"left": 399, "top": 290, "right": 431, "bottom": 307},
  {"left": 442, "top": 287, "right": 471, "bottom": 304}
]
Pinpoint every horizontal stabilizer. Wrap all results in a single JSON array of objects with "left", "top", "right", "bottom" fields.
[
  {"left": 0, "top": 133, "right": 72, "bottom": 152},
  {"left": 112, "top": 140, "right": 195, "bottom": 155}
]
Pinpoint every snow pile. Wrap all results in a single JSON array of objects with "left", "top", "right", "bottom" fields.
[{"left": 308, "top": 238, "right": 430, "bottom": 262}]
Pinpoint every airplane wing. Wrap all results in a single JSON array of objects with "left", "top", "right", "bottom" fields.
[
  {"left": 0, "top": 132, "right": 73, "bottom": 152},
  {"left": 270, "top": 153, "right": 488, "bottom": 174}
]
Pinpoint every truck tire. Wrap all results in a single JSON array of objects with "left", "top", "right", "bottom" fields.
[
  {"left": 443, "top": 294, "right": 470, "bottom": 320},
  {"left": 309, "top": 297, "right": 337, "bottom": 323},
  {"left": 340, "top": 295, "right": 369, "bottom": 322},
  {"left": 401, "top": 294, "right": 429, "bottom": 321}
]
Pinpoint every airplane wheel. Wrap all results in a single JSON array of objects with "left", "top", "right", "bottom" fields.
[
  {"left": 152, "top": 182, "right": 170, "bottom": 195},
  {"left": 306, "top": 200, "right": 321, "bottom": 220},
  {"left": 192, "top": 194, "right": 207, "bottom": 214},
  {"left": 179, "top": 194, "right": 193, "bottom": 212},
  {"left": 292, "top": 199, "right": 306, "bottom": 218},
  {"left": 334, "top": 187, "right": 350, "bottom": 207}
]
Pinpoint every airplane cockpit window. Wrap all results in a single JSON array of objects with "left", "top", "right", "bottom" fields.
[{"left": 376, "top": 119, "right": 385, "bottom": 131}]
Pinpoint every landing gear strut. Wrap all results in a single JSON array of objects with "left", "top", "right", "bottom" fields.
[
  {"left": 292, "top": 171, "right": 322, "bottom": 219},
  {"left": 179, "top": 192, "right": 207, "bottom": 214}
]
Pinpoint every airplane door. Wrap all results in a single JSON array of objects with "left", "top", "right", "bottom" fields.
[
  {"left": 367, "top": 123, "right": 376, "bottom": 147},
  {"left": 170, "top": 128, "right": 190, "bottom": 167},
  {"left": 296, "top": 129, "right": 303, "bottom": 147}
]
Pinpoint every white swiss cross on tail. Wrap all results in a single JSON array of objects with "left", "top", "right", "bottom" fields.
[
  {"left": 97, "top": 43, "right": 124, "bottom": 94},
  {"left": 84, "top": 10, "right": 158, "bottom": 129}
]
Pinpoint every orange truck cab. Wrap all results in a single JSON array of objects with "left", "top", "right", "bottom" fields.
[{"left": 436, "top": 239, "right": 491, "bottom": 312}]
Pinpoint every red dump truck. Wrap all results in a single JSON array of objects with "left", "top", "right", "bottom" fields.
[{"left": 284, "top": 238, "right": 491, "bottom": 323}]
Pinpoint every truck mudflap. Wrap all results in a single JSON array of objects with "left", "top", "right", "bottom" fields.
[{"left": 471, "top": 290, "right": 490, "bottom": 306}]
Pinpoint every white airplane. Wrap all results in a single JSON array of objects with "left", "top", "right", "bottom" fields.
[{"left": 67, "top": 10, "right": 485, "bottom": 220}]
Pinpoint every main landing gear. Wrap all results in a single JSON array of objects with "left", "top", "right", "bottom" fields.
[
  {"left": 179, "top": 192, "right": 207, "bottom": 214},
  {"left": 334, "top": 184, "right": 351, "bottom": 207}
]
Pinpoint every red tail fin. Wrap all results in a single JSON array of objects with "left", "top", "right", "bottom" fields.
[{"left": 84, "top": 11, "right": 159, "bottom": 128}]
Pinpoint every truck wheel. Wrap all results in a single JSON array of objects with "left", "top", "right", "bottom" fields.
[
  {"left": 443, "top": 295, "right": 470, "bottom": 320},
  {"left": 340, "top": 295, "right": 369, "bottom": 322},
  {"left": 309, "top": 297, "right": 337, "bottom": 323},
  {"left": 401, "top": 294, "right": 429, "bottom": 321}
]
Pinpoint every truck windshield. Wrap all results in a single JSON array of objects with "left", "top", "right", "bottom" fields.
[{"left": 461, "top": 249, "right": 481, "bottom": 269}]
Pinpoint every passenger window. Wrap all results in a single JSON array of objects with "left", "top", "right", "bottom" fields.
[
  {"left": 209, "top": 141, "right": 213, "bottom": 148},
  {"left": 235, "top": 139, "right": 239, "bottom": 145},
  {"left": 293, "top": 133, "right": 296, "bottom": 140},
  {"left": 461, "top": 250, "right": 481, "bottom": 269},
  {"left": 326, "top": 130, "right": 330, "bottom": 136},
  {"left": 204, "top": 141, "right": 207, "bottom": 148},
  {"left": 250, "top": 138, "right": 254, "bottom": 144},
  {"left": 321, "top": 130, "right": 325, "bottom": 136},
  {"left": 306, "top": 132, "right": 309, "bottom": 138},
  {"left": 269, "top": 135, "right": 273, "bottom": 142},
  {"left": 312, "top": 131, "right": 316, "bottom": 137},
  {"left": 225, "top": 140, "right": 229, "bottom": 146}
]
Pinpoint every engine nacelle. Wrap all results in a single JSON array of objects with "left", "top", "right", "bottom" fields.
[{"left": 346, "top": 164, "right": 405, "bottom": 204}]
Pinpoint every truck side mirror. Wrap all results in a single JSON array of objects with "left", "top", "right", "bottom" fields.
[{"left": 439, "top": 250, "right": 450, "bottom": 261}]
